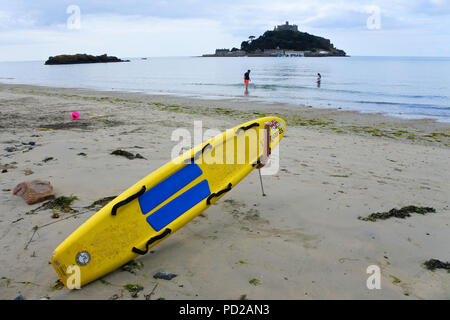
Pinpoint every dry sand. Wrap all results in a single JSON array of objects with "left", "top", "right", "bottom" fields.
[{"left": 0, "top": 83, "right": 449, "bottom": 300}]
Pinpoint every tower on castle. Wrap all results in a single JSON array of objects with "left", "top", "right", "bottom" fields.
[{"left": 274, "top": 21, "right": 298, "bottom": 32}]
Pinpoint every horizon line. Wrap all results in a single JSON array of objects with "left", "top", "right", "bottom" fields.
[{"left": 1, "top": 55, "right": 450, "bottom": 63}]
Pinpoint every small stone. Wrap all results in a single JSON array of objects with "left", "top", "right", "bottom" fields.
[
  {"left": 13, "top": 180, "right": 55, "bottom": 205},
  {"left": 153, "top": 271, "right": 177, "bottom": 280}
]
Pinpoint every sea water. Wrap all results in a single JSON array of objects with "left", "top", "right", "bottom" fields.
[{"left": 1, "top": 56, "right": 449, "bottom": 122}]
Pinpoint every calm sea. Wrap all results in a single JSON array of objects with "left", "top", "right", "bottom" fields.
[{"left": 1, "top": 56, "right": 449, "bottom": 122}]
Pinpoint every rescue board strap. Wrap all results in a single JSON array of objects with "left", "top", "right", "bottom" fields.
[
  {"left": 252, "top": 157, "right": 262, "bottom": 167},
  {"left": 206, "top": 183, "right": 232, "bottom": 205},
  {"left": 185, "top": 143, "right": 213, "bottom": 164},
  {"left": 132, "top": 228, "right": 172, "bottom": 255},
  {"left": 111, "top": 186, "right": 147, "bottom": 216},
  {"left": 236, "top": 122, "right": 259, "bottom": 134}
]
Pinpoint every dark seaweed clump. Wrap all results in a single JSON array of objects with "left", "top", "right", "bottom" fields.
[
  {"left": 358, "top": 206, "right": 436, "bottom": 222},
  {"left": 123, "top": 284, "right": 144, "bottom": 298},
  {"left": 424, "top": 259, "right": 450, "bottom": 271},
  {"left": 85, "top": 196, "right": 117, "bottom": 210},
  {"left": 111, "top": 149, "right": 146, "bottom": 160},
  {"left": 26, "top": 196, "right": 78, "bottom": 215},
  {"left": 121, "top": 260, "right": 144, "bottom": 274}
]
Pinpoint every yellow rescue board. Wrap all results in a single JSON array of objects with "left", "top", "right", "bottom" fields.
[{"left": 51, "top": 116, "right": 286, "bottom": 288}]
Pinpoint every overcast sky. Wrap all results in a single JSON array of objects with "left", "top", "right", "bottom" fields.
[{"left": 0, "top": 0, "right": 449, "bottom": 61}]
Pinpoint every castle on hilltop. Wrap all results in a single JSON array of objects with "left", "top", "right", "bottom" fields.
[
  {"left": 202, "top": 20, "right": 347, "bottom": 57},
  {"left": 274, "top": 21, "right": 298, "bottom": 32}
]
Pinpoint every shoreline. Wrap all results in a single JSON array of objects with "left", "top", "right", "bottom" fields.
[
  {"left": 0, "top": 83, "right": 449, "bottom": 300},
  {"left": 2, "top": 82, "right": 449, "bottom": 148},
  {"left": 1, "top": 78, "right": 449, "bottom": 126}
]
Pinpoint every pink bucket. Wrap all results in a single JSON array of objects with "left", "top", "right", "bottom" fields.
[{"left": 71, "top": 112, "right": 80, "bottom": 120}]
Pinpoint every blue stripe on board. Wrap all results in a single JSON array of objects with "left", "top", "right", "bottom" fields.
[
  {"left": 146, "top": 180, "right": 211, "bottom": 231},
  {"left": 138, "top": 163, "right": 203, "bottom": 215}
]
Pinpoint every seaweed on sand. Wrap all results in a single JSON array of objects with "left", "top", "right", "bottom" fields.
[
  {"left": 51, "top": 279, "right": 64, "bottom": 291},
  {"left": 124, "top": 284, "right": 143, "bottom": 292},
  {"left": 124, "top": 284, "right": 144, "bottom": 298},
  {"left": 358, "top": 206, "right": 436, "bottom": 222},
  {"left": 26, "top": 196, "right": 78, "bottom": 215},
  {"left": 121, "top": 260, "right": 144, "bottom": 274},
  {"left": 111, "top": 149, "right": 135, "bottom": 159},
  {"left": 40, "top": 119, "right": 124, "bottom": 131},
  {"left": 85, "top": 196, "right": 117, "bottom": 210},
  {"left": 111, "top": 149, "right": 146, "bottom": 160},
  {"left": 41, "top": 121, "right": 91, "bottom": 130},
  {"left": 424, "top": 259, "right": 450, "bottom": 271}
]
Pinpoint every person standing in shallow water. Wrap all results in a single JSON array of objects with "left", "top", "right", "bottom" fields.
[
  {"left": 244, "top": 70, "right": 251, "bottom": 94},
  {"left": 316, "top": 73, "right": 321, "bottom": 88}
]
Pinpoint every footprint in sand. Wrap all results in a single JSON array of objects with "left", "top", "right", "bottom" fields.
[{"left": 220, "top": 199, "right": 320, "bottom": 248}]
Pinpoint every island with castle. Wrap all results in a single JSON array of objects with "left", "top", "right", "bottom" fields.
[{"left": 203, "top": 21, "right": 347, "bottom": 57}]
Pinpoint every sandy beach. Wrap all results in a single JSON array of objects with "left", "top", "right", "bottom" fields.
[{"left": 0, "top": 83, "right": 449, "bottom": 300}]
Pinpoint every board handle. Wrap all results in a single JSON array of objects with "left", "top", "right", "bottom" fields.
[
  {"left": 111, "top": 186, "right": 147, "bottom": 216},
  {"left": 132, "top": 228, "right": 172, "bottom": 255},
  {"left": 206, "top": 183, "right": 232, "bottom": 205},
  {"left": 252, "top": 157, "right": 262, "bottom": 168},
  {"left": 236, "top": 122, "right": 259, "bottom": 134},
  {"left": 185, "top": 143, "right": 213, "bottom": 164}
]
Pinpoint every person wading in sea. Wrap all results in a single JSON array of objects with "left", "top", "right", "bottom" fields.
[{"left": 244, "top": 70, "right": 251, "bottom": 94}]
